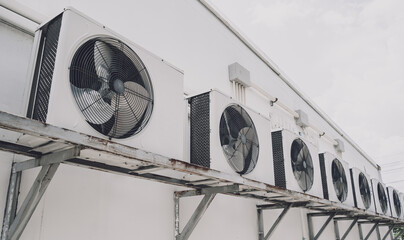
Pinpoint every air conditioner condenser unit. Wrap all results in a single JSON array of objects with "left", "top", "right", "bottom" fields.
[
  {"left": 24, "top": 8, "right": 184, "bottom": 160},
  {"left": 188, "top": 89, "right": 273, "bottom": 184}
]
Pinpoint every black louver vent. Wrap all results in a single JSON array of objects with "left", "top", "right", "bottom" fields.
[
  {"left": 189, "top": 93, "right": 210, "bottom": 168},
  {"left": 350, "top": 169, "right": 358, "bottom": 207},
  {"left": 27, "top": 15, "right": 62, "bottom": 122},
  {"left": 319, "top": 153, "right": 329, "bottom": 199},
  {"left": 272, "top": 131, "right": 286, "bottom": 188}
]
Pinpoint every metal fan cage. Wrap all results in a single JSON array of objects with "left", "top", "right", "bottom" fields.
[
  {"left": 331, "top": 159, "right": 348, "bottom": 202},
  {"left": 219, "top": 104, "right": 259, "bottom": 175},
  {"left": 290, "top": 139, "right": 314, "bottom": 192},
  {"left": 377, "top": 182, "right": 388, "bottom": 214},
  {"left": 393, "top": 190, "right": 402, "bottom": 216},
  {"left": 359, "top": 173, "right": 372, "bottom": 209},
  {"left": 69, "top": 37, "right": 153, "bottom": 139}
]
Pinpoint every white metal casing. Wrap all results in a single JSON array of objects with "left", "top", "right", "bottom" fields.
[
  {"left": 370, "top": 179, "right": 390, "bottom": 215},
  {"left": 272, "top": 129, "right": 323, "bottom": 198},
  {"left": 400, "top": 192, "right": 404, "bottom": 220},
  {"left": 319, "top": 152, "right": 355, "bottom": 207},
  {"left": 30, "top": 8, "right": 184, "bottom": 160},
  {"left": 350, "top": 168, "right": 375, "bottom": 211},
  {"left": 195, "top": 89, "right": 273, "bottom": 184},
  {"left": 387, "top": 186, "right": 402, "bottom": 218}
]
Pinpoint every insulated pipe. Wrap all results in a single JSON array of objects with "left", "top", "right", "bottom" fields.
[
  {"left": 199, "top": 0, "right": 379, "bottom": 169},
  {"left": 0, "top": 0, "right": 46, "bottom": 24}
]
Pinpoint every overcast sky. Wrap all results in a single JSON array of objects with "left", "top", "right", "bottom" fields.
[{"left": 209, "top": 0, "right": 404, "bottom": 188}]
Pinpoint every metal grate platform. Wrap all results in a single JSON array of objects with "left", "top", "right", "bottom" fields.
[{"left": 0, "top": 111, "right": 402, "bottom": 240}]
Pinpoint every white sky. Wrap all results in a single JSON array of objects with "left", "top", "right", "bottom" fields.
[{"left": 209, "top": 0, "right": 404, "bottom": 189}]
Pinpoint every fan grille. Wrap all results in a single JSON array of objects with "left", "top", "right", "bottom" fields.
[
  {"left": 70, "top": 37, "right": 153, "bottom": 139},
  {"left": 331, "top": 159, "right": 348, "bottom": 202},
  {"left": 393, "top": 190, "right": 402, "bottom": 216},
  {"left": 377, "top": 183, "right": 388, "bottom": 214},
  {"left": 359, "top": 173, "right": 371, "bottom": 209},
  {"left": 291, "top": 139, "right": 314, "bottom": 192},
  {"left": 219, "top": 104, "right": 259, "bottom": 175}
]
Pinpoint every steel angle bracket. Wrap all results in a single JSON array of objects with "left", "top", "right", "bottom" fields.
[
  {"left": 333, "top": 216, "right": 359, "bottom": 240},
  {"left": 307, "top": 211, "right": 338, "bottom": 240},
  {"left": 1, "top": 147, "right": 80, "bottom": 240},
  {"left": 358, "top": 221, "right": 380, "bottom": 240},
  {"left": 174, "top": 184, "right": 240, "bottom": 240},
  {"left": 256, "top": 202, "right": 307, "bottom": 240}
]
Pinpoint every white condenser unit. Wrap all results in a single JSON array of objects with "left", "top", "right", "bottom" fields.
[
  {"left": 387, "top": 186, "right": 402, "bottom": 218},
  {"left": 271, "top": 129, "right": 323, "bottom": 198},
  {"left": 350, "top": 168, "right": 374, "bottom": 211},
  {"left": 25, "top": 8, "right": 184, "bottom": 160},
  {"left": 400, "top": 193, "right": 404, "bottom": 220},
  {"left": 370, "top": 179, "right": 390, "bottom": 215},
  {"left": 188, "top": 90, "right": 273, "bottom": 184},
  {"left": 319, "top": 152, "right": 354, "bottom": 206}
]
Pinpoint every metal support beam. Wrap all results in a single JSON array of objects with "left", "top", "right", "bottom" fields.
[
  {"left": 381, "top": 225, "right": 394, "bottom": 240},
  {"left": 175, "top": 193, "right": 216, "bottom": 240},
  {"left": 174, "top": 185, "right": 240, "bottom": 240},
  {"left": 359, "top": 223, "right": 364, "bottom": 240},
  {"left": 334, "top": 219, "right": 340, "bottom": 240},
  {"left": 393, "top": 228, "right": 404, "bottom": 240},
  {"left": 363, "top": 222, "right": 379, "bottom": 240},
  {"left": 338, "top": 217, "right": 359, "bottom": 240},
  {"left": 13, "top": 147, "right": 80, "bottom": 172},
  {"left": 376, "top": 225, "right": 381, "bottom": 240},
  {"left": 1, "top": 147, "right": 79, "bottom": 240},
  {"left": 307, "top": 212, "right": 337, "bottom": 240},
  {"left": 3, "top": 163, "right": 59, "bottom": 240},
  {"left": 257, "top": 203, "right": 292, "bottom": 240},
  {"left": 1, "top": 166, "right": 21, "bottom": 240}
]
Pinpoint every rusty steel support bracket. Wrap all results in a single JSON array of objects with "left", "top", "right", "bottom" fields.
[
  {"left": 1, "top": 147, "right": 79, "bottom": 240},
  {"left": 174, "top": 184, "right": 239, "bottom": 240},
  {"left": 307, "top": 211, "right": 337, "bottom": 240}
]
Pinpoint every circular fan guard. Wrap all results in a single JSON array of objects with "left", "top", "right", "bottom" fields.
[
  {"left": 358, "top": 173, "right": 371, "bottom": 209},
  {"left": 377, "top": 183, "right": 388, "bottom": 214},
  {"left": 291, "top": 139, "right": 314, "bottom": 192},
  {"left": 70, "top": 37, "right": 153, "bottom": 139},
  {"left": 331, "top": 159, "right": 348, "bottom": 202},
  {"left": 219, "top": 104, "right": 259, "bottom": 175},
  {"left": 393, "top": 190, "right": 402, "bottom": 216}
]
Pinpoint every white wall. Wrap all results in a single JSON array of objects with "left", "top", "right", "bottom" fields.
[{"left": 0, "top": 0, "right": 387, "bottom": 239}]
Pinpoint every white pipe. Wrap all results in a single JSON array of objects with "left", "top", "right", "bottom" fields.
[
  {"left": 198, "top": 0, "right": 379, "bottom": 169},
  {"left": 0, "top": 0, "right": 46, "bottom": 24}
]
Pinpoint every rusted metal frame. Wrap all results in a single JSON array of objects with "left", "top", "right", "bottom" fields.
[
  {"left": 174, "top": 193, "right": 216, "bottom": 240},
  {"left": 1, "top": 147, "right": 79, "bottom": 240},
  {"left": 174, "top": 185, "right": 240, "bottom": 240},
  {"left": 362, "top": 222, "right": 379, "bottom": 240},
  {"left": 376, "top": 225, "right": 382, "bottom": 240},
  {"left": 1, "top": 164, "right": 21, "bottom": 240},
  {"left": 5, "top": 163, "right": 59, "bottom": 240},
  {"left": 257, "top": 203, "right": 293, "bottom": 240},
  {"left": 381, "top": 225, "right": 395, "bottom": 240},
  {"left": 334, "top": 217, "right": 359, "bottom": 240},
  {"left": 0, "top": 111, "right": 404, "bottom": 225},
  {"left": 13, "top": 147, "right": 80, "bottom": 172},
  {"left": 307, "top": 211, "right": 337, "bottom": 240}
]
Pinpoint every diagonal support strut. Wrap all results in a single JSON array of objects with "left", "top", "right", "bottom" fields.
[{"left": 257, "top": 203, "right": 292, "bottom": 240}]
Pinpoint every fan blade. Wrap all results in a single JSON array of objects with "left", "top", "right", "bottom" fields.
[
  {"left": 108, "top": 82, "right": 150, "bottom": 137},
  {"left": 71, "top": 85, "right": 114, "bottom": 124},
  {"left": 223, "top": 144, "right": 244, "bottom": 172},
  {"left": 94, "top": 41, "right": 112, "bottom": 81}
]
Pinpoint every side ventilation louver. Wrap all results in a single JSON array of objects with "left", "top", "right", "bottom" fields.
[
  {"left": 189, "top": 93, "right": 210, "bottom": 168},
  {"left": 350, "top": 169, "right": 358, "bottom": 207},
  {"left": 272, "top": 131, "right": 286, "bottom": 188},
  {"left": 27, "top": 14, "right": 62, "bottom": 122},
  {"left": 319, "top": 153, "right": 329, "bottom": 200}
]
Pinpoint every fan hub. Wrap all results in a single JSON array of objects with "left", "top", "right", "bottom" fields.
[
  {"left": 113, "top": 79, "right": 125, "bottom": 94},
  {"left": 240, "top": 134, "right": 247, "bottom": 144}
]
